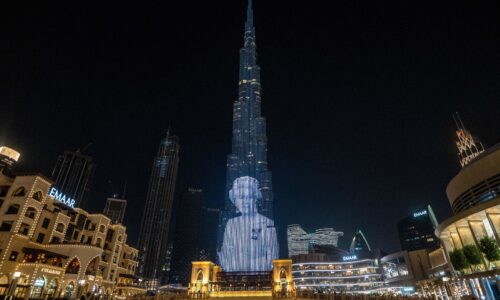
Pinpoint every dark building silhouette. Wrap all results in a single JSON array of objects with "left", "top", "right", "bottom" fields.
[
  {"left": 103, "top": 197, "right": 127, "bottom": 224},
  {"left": 137, "top": 133, "right": 179, "bottom": 288},
  {"left": 50, "top": 149, "right": 96, "bottom": 208},
  {"left": 170, "top": 188, "right": 204, "bottom": 285},
  {"left": 398, "top": 205, "right": 439, "bottom": 251},
  {"left": 201, "top": 207, "right": 221, "bottom": 262}
]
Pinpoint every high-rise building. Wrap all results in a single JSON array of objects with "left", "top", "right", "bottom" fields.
[
  {"left": 0, "top": 146, "right": 20, "bottom": 177},
  {"left": 287, "top": 224, "right": 344, "bottom": 257},
  {"left": 398, "top": 205, "right": 439, "bottom": 251},
  {"left": 50, "top": 149, "right": 96, "bottom": 208},
  {"left": 103, "top": 197, "right": 127, "bottom": 224},
  {"left": 200, "top": 207, "right": 221, "bottom": 262},
  {"left": 217, "top": 0, "right": 279, "bottom": 273},
  {"left": 349, "top": 230, "right": 371, "bottom": 252},
  {"left": 137, "top": 133, "right": 179, "bottom": 287},
  {"left": 170, "top": 188, "right": 204, "bottom": 285}
]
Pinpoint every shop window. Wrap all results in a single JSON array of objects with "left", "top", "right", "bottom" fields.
[
  {"left": 64, "top": 282, "right": 74, "bottom": 299},
  {"left": 9, "top": 251, "right": 18, "bottom": 261},
  {"left": 32, "top": 191, "right": 43, "bottom": 201},
  {"left": 12, "top": 186, "right": 25, "bottom": 197},
  {"left": 5, "top": 204, "right": 20, "bottom": 215},
  {"left": 18, "top": 223, "right": 30, "bottom": 235},
  {"left": 36, "top": 233, "right": 45, "bottom": 243},
  {"left": 0, "top": 221, "right": 13, "bottom": 232},
  {"left": 41, "top": 218, "right": 50, "bottom": 228},
  {"left": 51, "top": 236, "right": 61, "bottom": 244},
  {"left": 25, "top": 207, "right": 37, "bottom": 219},
  {"left": 55, "top": 223, "right": 65, "bottom": 233}
]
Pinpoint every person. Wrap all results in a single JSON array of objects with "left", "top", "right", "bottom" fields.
[{"left": 218, "top": 176, "right": 279, "bottom": 272}]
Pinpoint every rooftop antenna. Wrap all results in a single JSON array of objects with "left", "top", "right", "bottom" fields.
[
  {"left": 108, "top": 180, "right": 117, "bottom": 198},
  {"left": 80, "top": 142, "right": 93, "bottom": 153},
  {"left": 122, "top": 180, "right": 128, "bottom": 199}
]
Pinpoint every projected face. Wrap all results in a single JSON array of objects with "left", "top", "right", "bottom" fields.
[
  {"left": 229, "top": 176, "right": 261, "bottom": 215},
  {"left": 218, "top": 176, "right": 279, "bottom": 272}
]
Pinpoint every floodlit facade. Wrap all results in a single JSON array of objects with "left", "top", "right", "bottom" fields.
[
  {"left": 0, "top": 173, "right": 144, "bottom": 299},
  {"left": 137, "top": 133, "right": 179, "bottom": 286},
  {"left": 287, "top": 224, "right": 343, "bottom": 257},
  {"left": 217, "top": 0, "right": 279, "bottom": 272},
  {"left": 292, "top": 252, "right": 385, "bottom": 294},
  {"left": 435, "top": 142, "right": 500, "bottom": 299},
  {"left": 0, "top": 146, "right": 20, "bottom": 177}
]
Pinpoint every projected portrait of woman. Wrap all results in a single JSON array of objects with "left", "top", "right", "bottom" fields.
[{"left": 218, "top": 176, "right": 279, "bottom": 272}]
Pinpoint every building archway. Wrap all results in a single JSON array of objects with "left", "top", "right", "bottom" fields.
[
  {"left": 65, "top": 257, "right": 81, "bottom": 274},
  {"left": 195, "top": 270, "right": 204, "bottom": 293}
]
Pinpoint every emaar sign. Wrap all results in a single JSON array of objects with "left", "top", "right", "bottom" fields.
[
  {"left": 413, "top": 210, "right": 427, "bottom": 218},
  {"left": 48, "top": 187, "right": 76, "bottom": 208},
  {"left": 342, "top": 255, "right": 357, "bottom": 261}
]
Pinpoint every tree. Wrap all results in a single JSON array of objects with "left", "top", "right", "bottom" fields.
[
  {"left": 463, "top": 244, "right": 483, "bottom": 271},
  {"left": 479, "top": 236, "right": 500, "bottom": 268},
  {"left": 449, "top": 249, "right": 470, "bottom": 272}
]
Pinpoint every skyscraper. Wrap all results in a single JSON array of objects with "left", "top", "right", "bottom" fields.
[
  {"left": 397, "top": 205, "right": 439, "bottom": 251},
  {"left": 217, "top": 0, "right": 279, "bottom": 272},
  {"left": 50, "top": 149, "right": 96, "bottom": 208},
  {"left": 137, "top": 133, "right": 179, "bottom": 287},
  {"left": 349, "top": 230, "right": 371, "bottom": 252},
  {"left": 103, "top": 197, "right": 127, "bottom": 224}
]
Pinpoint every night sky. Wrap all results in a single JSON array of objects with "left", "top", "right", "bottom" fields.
[{"left": 2, "top": 0, "right": 500, "bottom": 255}]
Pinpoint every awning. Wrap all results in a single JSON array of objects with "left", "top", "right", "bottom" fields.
[{"left": 22, "top": 247, "right": 69, "bottom": 259}]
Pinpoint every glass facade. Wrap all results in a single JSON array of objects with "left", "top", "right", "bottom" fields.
[
  {"left": 292, "top": 260, "right": 385, "bottom": 293},
  {"left": 397, "top": 205, "right": 440, "bottom": 251},
  {"left": 137, "top": 134, "right": 179, "bottom": 285},
  {"left": 217, "top": 0, "right": 279, "bottom": 272}
]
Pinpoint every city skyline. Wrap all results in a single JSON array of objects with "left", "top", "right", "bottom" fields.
[{"left": 2, "top": 0, "right": 500, "bottom": 253}]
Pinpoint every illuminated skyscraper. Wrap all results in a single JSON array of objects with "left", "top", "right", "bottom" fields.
[
  {"left": 217, "top": 0, "right": 279, "bottom": 272},
  {"left": 349, "top": 230, "right": 371, "bottom": 252},
  {"left": 137, "top": 133, "right": 179, "bottom": 287},
  {"left": 398, "top": 205, "right": 439, "bottom": 251},
  {"left": 50, "top": 149, "right": 96, "bottom": 208}
]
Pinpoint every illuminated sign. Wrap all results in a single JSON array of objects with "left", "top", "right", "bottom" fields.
[
  {"left": 413, "top": 210, "right": 427, "bottom": 218},
  {"left": 342, "top": 255, "right": 357, "bottom": 261},
  {"left": 41, "top": 268, "right": 61, "bottom": 275},
  {"left": 48, "top": 187, "right": 76, "bottom": 208},
  {"left": 34, "top": 278, "right": 45, "bottom": 287}
]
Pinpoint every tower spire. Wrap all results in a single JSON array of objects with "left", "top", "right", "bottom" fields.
[{"left": 246, "top": 0, "right": 254, "bottom": 31}]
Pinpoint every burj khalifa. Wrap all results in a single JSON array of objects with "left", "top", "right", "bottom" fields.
[{"left": 217, "top": 0, "right": 279, "bottom": 272}]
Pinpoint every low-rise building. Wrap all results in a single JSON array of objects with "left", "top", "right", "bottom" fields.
[{"left": 0, "top": 173, "right": 145, "bottom": 299}]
